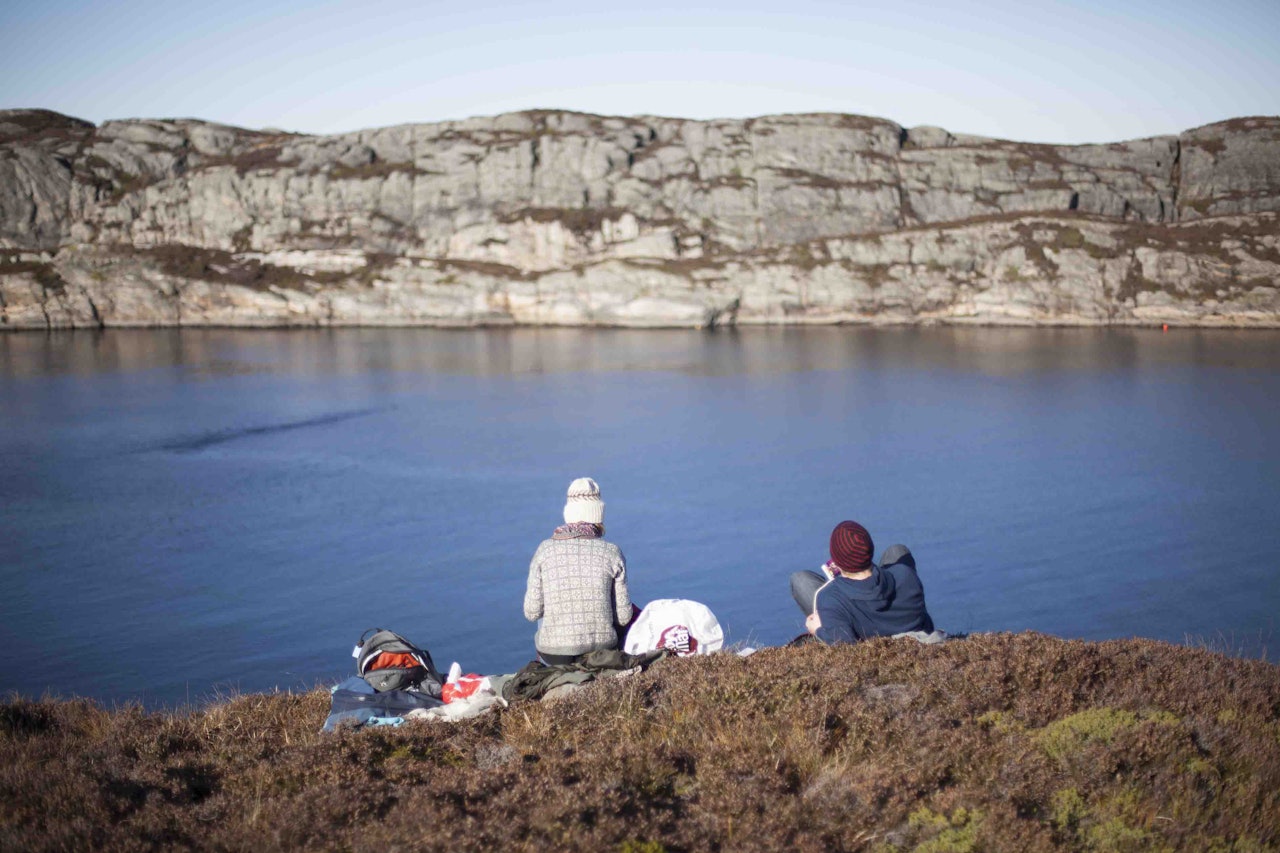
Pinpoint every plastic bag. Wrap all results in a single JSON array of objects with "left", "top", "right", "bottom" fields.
[{"left": 442, "top": 661, "right": 493, "bottom": 704}]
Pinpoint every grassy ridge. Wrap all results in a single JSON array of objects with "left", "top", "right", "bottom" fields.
[{"left": 2, "top": 633, "right": 1278, "bottom": 852}]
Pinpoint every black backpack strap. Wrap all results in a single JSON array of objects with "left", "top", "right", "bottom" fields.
[{"left": 410, "top": 645, "right": 442, "bottom": 684}]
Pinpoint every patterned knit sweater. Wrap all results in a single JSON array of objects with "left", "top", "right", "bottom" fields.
[{"left": 523, "top": 536, "right": 632, "bottom": 656}]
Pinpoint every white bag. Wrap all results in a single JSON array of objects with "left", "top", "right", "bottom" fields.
[{"left": 623, "top": 598, "right": 724, "bottom": 656}]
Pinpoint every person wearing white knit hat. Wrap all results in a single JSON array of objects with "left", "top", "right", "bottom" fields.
[
  {"left": 524, "top": 477, "right": 634, "bottom": 665},
  {"left": 562, "top": 477, "right": 605, "bottom": 526}
]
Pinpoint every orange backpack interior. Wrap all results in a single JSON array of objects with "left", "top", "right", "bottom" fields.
[{"left": 367, "top": 652, "right": 421, "bottom": 672}]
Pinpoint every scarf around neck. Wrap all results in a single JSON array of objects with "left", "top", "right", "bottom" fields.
[{"left": 553, "top": 522, "right": 604, "bottom": 540}]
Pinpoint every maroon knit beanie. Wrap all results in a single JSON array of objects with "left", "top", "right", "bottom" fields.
[{"left": 830, "top": 521, "right": 874, "bottom": 573}]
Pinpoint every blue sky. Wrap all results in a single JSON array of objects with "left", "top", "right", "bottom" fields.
[{"left": 1, "top": 0, "right": 1277, "bottom": 143}]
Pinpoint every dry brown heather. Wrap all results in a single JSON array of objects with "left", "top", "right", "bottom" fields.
[{"left": 2, "top": 633, "right": 1278, "bottom": 852}]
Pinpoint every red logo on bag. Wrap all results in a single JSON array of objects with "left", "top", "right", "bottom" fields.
[{"left": 658, "top": 625, "right": 698, "bottom": 656}]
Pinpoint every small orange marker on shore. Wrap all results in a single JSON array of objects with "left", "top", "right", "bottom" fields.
[{"left": 1162, "top": 324, "right": 1169, "bottom": 332}]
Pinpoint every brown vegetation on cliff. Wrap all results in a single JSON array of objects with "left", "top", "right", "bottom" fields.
[
  {"left": 2, "top": 633, "right": 1277, "bottom": 852},
  {"left": 142, "top": 246, "right": 349, "bottom": 293}
]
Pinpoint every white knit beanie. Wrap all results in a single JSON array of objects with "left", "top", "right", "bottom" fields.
[{"left": 563, "top": 477, "right": 605, "bottom": 525}]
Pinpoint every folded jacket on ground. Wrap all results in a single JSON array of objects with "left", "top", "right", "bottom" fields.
[{"left": 502, "top": 649, "right": 666, "bottom": 702}]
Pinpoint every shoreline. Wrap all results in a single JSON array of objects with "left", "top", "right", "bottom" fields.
[{"left": 5, "top": 315, "right": 1280, "bottom": 332}]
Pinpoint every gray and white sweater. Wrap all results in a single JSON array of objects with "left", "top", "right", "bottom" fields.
[{"left": 523, "top": 537, "right": 632, "bottom": 656}]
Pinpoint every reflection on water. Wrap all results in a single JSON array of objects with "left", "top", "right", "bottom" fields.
[
  {"left": 1, "top": 326, "right": 1278, "bottom": 707},
  {"left": 4, "top": 326, "right": 1280, "bottom": 381}
]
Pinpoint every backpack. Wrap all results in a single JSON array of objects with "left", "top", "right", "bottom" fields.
[{"left": 354, "top": 628, "right": 443, "bottom": 696}]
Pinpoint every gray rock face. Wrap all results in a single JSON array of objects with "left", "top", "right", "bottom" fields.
[{"left": 2, "top": 107, "right": 1277, "bottom": 328}]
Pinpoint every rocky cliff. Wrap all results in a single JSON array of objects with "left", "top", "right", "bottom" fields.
[{"left": 2, "top": 108, "right": 1278, "bottom": 328}]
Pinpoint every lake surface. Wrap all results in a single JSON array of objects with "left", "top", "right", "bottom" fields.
[{"left": 2, "top": 327, "right": 1278, "bottom": 708}]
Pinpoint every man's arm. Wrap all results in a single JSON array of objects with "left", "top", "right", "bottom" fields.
[{"left": 813, "top": 589, "right": 857, "bottom": 644}]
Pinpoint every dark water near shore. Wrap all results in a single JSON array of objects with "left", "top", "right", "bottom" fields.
[{"left": 2, "top": 327, "right": 1278, "bottom": 708}]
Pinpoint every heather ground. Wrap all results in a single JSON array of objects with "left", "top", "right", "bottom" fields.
[{"left": 2, "top": 632, "right": 1278, "bottom": 852}]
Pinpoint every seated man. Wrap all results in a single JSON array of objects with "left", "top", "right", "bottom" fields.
[{"left": 789, "top": 520, "right": 938, "bottom": 644}]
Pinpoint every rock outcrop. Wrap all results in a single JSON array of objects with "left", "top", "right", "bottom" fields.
[{"left": 2, "top": 108, "right": 1277, "bottom": 328}]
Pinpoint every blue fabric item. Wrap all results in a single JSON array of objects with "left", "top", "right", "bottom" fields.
[
  {"left": 322, "top": 678, "right": 443, "bottom": 732},
  {"left": 814, "top": 558, "right": 935, "bottom": 644},
  {"left": 331, "top": 676, "right": 375, "bottom": 695},
  {"left": 323, "top": 708, "right": 379, "bottom": 731},
  {"left": 367, "top": 716, "right": 405, "bottom": 727}
]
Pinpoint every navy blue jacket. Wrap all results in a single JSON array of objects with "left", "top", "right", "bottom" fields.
[{"left": 814, "top": 561, "right": 934, "bottom": 644}]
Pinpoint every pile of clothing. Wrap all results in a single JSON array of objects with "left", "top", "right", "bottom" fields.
[
  {"left": 323, "top": 600, "right": 729, "bottom": 732},
  {"left": 323, "top": 642, "right": 680, "bottom": 732}
]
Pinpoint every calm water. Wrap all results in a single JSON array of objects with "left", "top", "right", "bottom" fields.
[{"left": 2, "top": 327, "right": 1278, "bottom": 708}]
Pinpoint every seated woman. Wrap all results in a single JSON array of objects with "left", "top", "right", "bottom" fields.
[
  {"left": 790, "top": 520, "right": 939, "bottom": 644},
  {"left": 523, "top": 478, "right": 634, "bottom": 664}
]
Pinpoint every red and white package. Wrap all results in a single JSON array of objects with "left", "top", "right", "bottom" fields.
[{"left": 442, "top": 662, "right": 492, "bottom": 703}]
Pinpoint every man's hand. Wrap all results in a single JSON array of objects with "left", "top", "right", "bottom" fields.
[{"left": 805, "top": 612, "right": 821, "bottom": 635}]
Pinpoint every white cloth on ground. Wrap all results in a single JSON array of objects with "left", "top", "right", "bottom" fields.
[
  {"left": 623, "top": 598, "right": 724, "bottom": 656},
  {"left": 404, "top": 691, "right": 507, "bottom": 722},
  {"left": 892, "top": 630, "right": 949, "bottom": 645}
]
